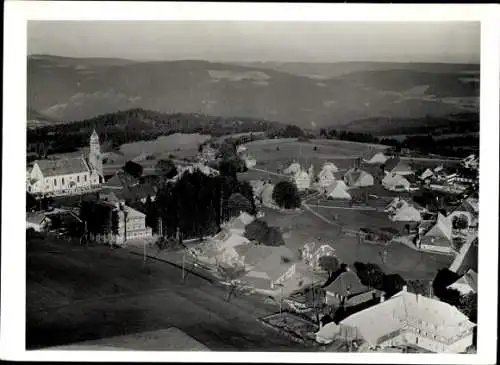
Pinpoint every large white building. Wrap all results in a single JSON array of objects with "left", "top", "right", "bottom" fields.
[
  {"left": 27, "top": 130, "right": 103, "bottom": 197},
  {"left": 339, "top": 286, "right": 476, "bottom": 353}
]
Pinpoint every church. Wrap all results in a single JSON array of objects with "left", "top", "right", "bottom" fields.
[{"left": 27, "top": 130, "right": 104, "bottom": 197}]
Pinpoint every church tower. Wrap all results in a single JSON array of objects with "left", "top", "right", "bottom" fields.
[{"left": 89, "top": 129, "right": 103, "bottom": 178}]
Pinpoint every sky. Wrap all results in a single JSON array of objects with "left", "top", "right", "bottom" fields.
[{"left": 27, "top": 21, "right": 480, "bottom": 63}]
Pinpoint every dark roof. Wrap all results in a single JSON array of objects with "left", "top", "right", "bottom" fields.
[
  {"left": 384, "top": 158, "right": 412, "bottom": 174},
  {"left": 35, "top": 157, "right": 90, "bottom": 177},
  {"left": 103, "top": 170, "right": 139, "bottom": 189},
  {"left": 323, "top": 271, "right": 368, "bottom": 297}
]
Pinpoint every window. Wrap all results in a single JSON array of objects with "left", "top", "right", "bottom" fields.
[
  {"left": 77, "top": 175, "right": 80, "bottom": 183},
  {"left": 54, "top": 179, "right": 57, "bottom": 186},
  {"left": 62, "top": 178, "right": 65, "bottom": 185},
  {"left": 84, "top": 175, "right": 87, "bottom": 182}
]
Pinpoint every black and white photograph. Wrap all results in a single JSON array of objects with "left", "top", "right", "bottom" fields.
[{"left": 1, "top": 2, "right": 499, "bottom": 364}]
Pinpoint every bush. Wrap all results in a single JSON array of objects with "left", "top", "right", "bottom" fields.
[
  {"left": 273, "top": 181, "right": 301, "bottom": 209},
  {"left": 244, "top": 219, "right": 269, "bottom": 242}
]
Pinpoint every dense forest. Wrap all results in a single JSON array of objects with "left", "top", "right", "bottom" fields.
[{"left": 26, "top": 108, "right": 300, "bottom": 158}]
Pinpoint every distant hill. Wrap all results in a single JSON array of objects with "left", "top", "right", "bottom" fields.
[{"left": 28, "top": 55, "right": 479, "bottom": 128}]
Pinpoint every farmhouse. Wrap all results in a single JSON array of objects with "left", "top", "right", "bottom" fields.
[
  {"left": 242, "top": 154, "right": 257, "bottom": 169},
  {"left": 420, "top": 168, "right": 435, "bottom": 181},
  {"left": 260, "top": 183, "right": 276, "bottom": 207},
  {"left": 100, "top": 195, "right": 153, "bottom": 244},
  {"left": 419, "top": 213, "right": 453, "bottom": 254},
  {"left": 339, "top": 286, "right": 476, "bottom": 353},
  {"left": 222, "top": 211, "right": 255, "bottom": 235},
  {"left": 318, "top": 169, "right": 336, "bottom": 188},
  {"left": 249, "top": 180, "right": 265, "bottom": 199},
  {"left": 27, "top": 130, "right": 103, "bottom": 197},
  {"left": 323, "top": 181, "right": 352, "bottom": 200},
  {"left": 382, "top": 173, "right": 411, "bottom": 192},
  {"left": 384, "top": 158, "right": 413, "bottom": 176},
  {"left": 343, "top": 168, "right": 374, "bottom": 188},
  {"left": 363, "top": 151, "right": 389, "bottom": 165},
  {"left": 302, "top": 242, "right": 336, "bottom": 270},
  {"left": 26, "top": 212, "right": 51, "bottom": 232},
  {"left": 283, "top": 162, "right": 302, "bottom": 175},
  {"left": 389, "top": 203, "right": 422, "bottom": 223},
  {"left": 294, "top": 170, "right": 311, "bottom": 191},
  {"left": 242, "top": 246, "right": 296, "bottom": 291},
  {"left": 321, "top": 162, "right": 339, "bottom": 173},
  {"left": 447, "top": 269, "right": 477, "bottom": 296}
]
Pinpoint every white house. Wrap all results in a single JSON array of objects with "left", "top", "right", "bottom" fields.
[
  {"left": 318, "top": 169, "right": 336, "bottom": 188},
  {"left": 420, "top": 168, "right": 435, "bottom": 181},
  {"left": 343, "top": 168, "right": 374, "bottom": 188},
  {"left": 222, "top": 211, "right": 255, "bottom": 236},
  {"left": 321, "top": 162, "right": 339, "bottom": 173},
  {"left": 301, "top": 241, "right": 336, "bottom": 270},
  {"left": 27, "top": 130, "right": 103, "bottom": 197},
  {"left": 447, "top": 269, "right": 477, "bottom": 296},
  {"left": 295, "top": 170, "right": 311, "bottom": 191},
  {"left": 26, "top": 212, "right": 51, "bottom": 232},
  {"left": 390, "top": 204, "right": 422, "bottom": 222},
  {"left": 260, "top": 183, "right": 276, "bottom": 208},
  {"left": 236, "top": 145, "right": 247, "bottom": 154},
  {"left": 363, "top": 151, "right": 388, "bottom": 165},
  {"left": 283, "top": 162, "right": 301, "bottom": 175},
  {"left": 243, "top": 155, "right": 257, "bottom": 169},
  {"left": 339, "top": 286, "right": 476, "bottom": 353},
  {"left": 382, "top": 173, "right": 411, "bottom": 192},
  {"left": 324, "top": 181, "right": 352, "bottom": 200},
  {"left": 419, "top": 213, "right": 453, "bottom": 254}
]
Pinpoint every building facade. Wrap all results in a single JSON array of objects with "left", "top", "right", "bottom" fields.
[{"left": 27, "top": 130, "right": 103, "bottom": 197}]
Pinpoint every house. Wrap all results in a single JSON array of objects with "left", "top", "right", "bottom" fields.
[
  {"left": 222, "top": 212, "right": 255, "bottom": 235},
  {"left": 242, "top": 246, "right": 296, "bottom": 291},
  {"left": 323, "top": 271, "right": 369, "bottom": 305},
  {"left": 339, "top": 286, "right": 476, "bottom": 353},
  {"left": 100, "top": 196, "right": 153, "bottom": 244},
  {"left": 324, "top": 181, "right": 352, "bottom": 200},
  {"left": 26, "top": 212, "right": 51, "bottom": 232},
  {"left": 321, "top": 162, "right": 339, "bottom": 173},
  {"left": 26, "top": 130, "right": 103, "bottom": 197},
  {"left": 363, "top": 151, "right": 389, "bottom": 165},
  {"left": 384, "top": 197, "right": 408, "bottom": 214},
  {"left": 260, "top": 183, "right": 276, "bottom": 207},
  {"left": 283, "top": 162, "right": 301, "bottom": 175},
  {"left": 236, "top": 145, "right": 247, "bottom": 154},
  {"left": 447, "top": 269, "right": 477, "bottom": 295},
  {"left": 420, "top": 168, "right": 435, "bottom": 181},
  {"left": 343, "top": 168, "right": 374, "bottom": 188},
  {"left": 390, "top": 205, "right": 422, "bottom": 223},
  {"left": 200, "top": 145, "right": 217, "bottom": 162},
  {"left": 461, "top": 154, "right": 479, "bottom": 170},
  {"left": 242, "top": 154, "right": 257, "bottom": 169},
  {"left": 102, "top": 170, "right": 139, "bottom": 190},
  {"left": 382, "top": 173, "right": 411, "bottom": 192},
  {"left": 295, "top": 170, "right": 311, "bottom": 191},
  {"left": 318, "top": 169, "right": 336, "bottom": 188},
  {"left": 449, "top": 235, "right": 478, "bottom": 276},
  {"left": 249, "top": 180, "right": 265, "bottom": 199},
  {"left": 447, "top": 198, "right": 478, "bottom": 229},
  {"left": 384, "top": 158, "right": 413, "bottom": 176},
  {"left": 302, "top": 242, "right": 336, "bottom": 270},
  {"left": 418, "top": 213, "right": 453, "bottom": 253}
]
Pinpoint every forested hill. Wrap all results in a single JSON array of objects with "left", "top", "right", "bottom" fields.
[{"left": 26, "top": 108, "right": 304, "bottom": 156}]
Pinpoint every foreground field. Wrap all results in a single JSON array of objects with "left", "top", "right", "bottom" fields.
[{"left": 26, "top": 238, "right": 306, "bottom": 351}]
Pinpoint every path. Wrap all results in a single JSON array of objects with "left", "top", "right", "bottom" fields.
[{"left": 249, "top": 167, "right": 289, "bottom": 178}]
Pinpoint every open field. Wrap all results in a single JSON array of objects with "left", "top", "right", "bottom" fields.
[
  {"left": 261, "top": 208, "right": 452, "bottom": 282},
  {"left": 119, "top": 133, "right": 211, "bottom": 159},
  {"left": 27, "top": 238, "right": 308, "bottom": 351}
]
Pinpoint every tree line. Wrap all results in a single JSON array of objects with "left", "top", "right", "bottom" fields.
[{"left": 26, "top": 108, "right": 306, "bottom": 158}]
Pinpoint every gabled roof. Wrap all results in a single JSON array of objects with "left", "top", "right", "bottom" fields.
[
  {"left": 420, "top": 168, "right": 434, "bottom": 180},
  {"left": 322, "top": 162, "right": 339, "bottom": 173},
  {"left": 384, "top": 158, "right": 412, "bottom": 174},
  {"left": 326, "top": 181, "right": 352, "bottom": 200},
  {"left": 447, "top": 269, "right": 477, "bottom": 294},
  {"left": 382, "top": 173, "right": 410, "bottom": 188},
  {"left": 424, "top": 213, "right": 452, "bottom": 242},
  {"left": 35, "top": 156, "right": 90, "bottom": 177},
  {"left": 391, "top": 205, "right": 422, "bottom": 222},
  {"left": 340, "top": 289, "right": 475, "bottom": 346},
  {"left": 248, "top": 246, "right": 295, "bottom": 281},
  {"left": 344, "top": 168, "right": 373, "bottom": 186},
  {"left": 26, "top": 212, "right": 47, "bottom": 225},
  {"left": 103, "top": 170, "right": 139, "bottom": 189},
  {"left": 225, "top": 212, "right": 255, "bottom": 231},
  {"left": 323, "top": 271, "right": 367, "bottom": 297}
]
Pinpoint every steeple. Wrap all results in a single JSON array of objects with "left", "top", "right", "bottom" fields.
[{"left": 89, "top": 129, "right": 103, "bottom": 178}]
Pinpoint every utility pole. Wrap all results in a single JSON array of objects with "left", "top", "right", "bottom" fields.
[{"left": 181, "top": 249, "right": 186, "bottom": 283}]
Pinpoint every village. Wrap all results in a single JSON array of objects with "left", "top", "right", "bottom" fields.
[{"left": 26, "top": 128, "right": 479, "bottom": 353}]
